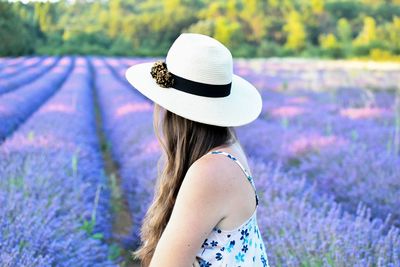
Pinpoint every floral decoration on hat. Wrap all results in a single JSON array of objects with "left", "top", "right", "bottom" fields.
[{"left": 150, "top": 61, "right": 174, "bottom": 88}]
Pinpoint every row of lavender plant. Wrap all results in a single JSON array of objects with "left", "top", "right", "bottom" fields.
[
  {"left": 110, "top": 57, "right": 400, "bottom": 226},
  {"left": 0, "top": 56, "right": 44, "bottom": 79},
  {"left": 0, "top": 56, "right": 27, "bottom": 70},
  {"left": 0, "top": 57, "right": 11, "bottom": 68},
  {"left": 91, "top": 56, "right": 155, "bottom": 248},
  {"left": 0, "top": 56, "right": 117, "bottom": 266},
  {"left": 0, "top": 56, "right": 60, "bottom": 95},
  {"left": 99, "top": 56, "right": 399, "bottom": 266},
  {"left": 0, "top": 57, "right": 72, "bottom": 142}
]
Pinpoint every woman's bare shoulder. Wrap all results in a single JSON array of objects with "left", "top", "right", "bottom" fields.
[
  {"left": 187, "top": 151, "right": 245, "bottom": 197},
  {"left": 188, "top": 153, "right": 235, "bottom": 185},
  {"left": 178, "top": 154, "right": 235, "bottom": 222}
]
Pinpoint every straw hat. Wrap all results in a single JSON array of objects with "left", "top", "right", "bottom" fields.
[{"left": 125, "top": 33, "right": 262, "bottom": 127}]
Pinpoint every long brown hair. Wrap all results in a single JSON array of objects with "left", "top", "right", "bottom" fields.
[{"left": 132, "top": 103, "right": 237, "bottom": 266}]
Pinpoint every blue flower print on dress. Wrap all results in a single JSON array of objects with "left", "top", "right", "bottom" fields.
[
  {"left": 240, "top": 229, "right": 250, "bottom": 245},
  {"left": 226, "top": 240, "right": 235, "bottom": 253},
  {"left": 215, "top": 252, "right": 223, "bottom": 261},
  {"left": 261, "top": 255, "right": 268, "bottom": 267},
  {"left": 198, "top": 258, "right": 212, "bottom": 267},
  {"left": 235, "top": 252, "right": 245, "bottom": 263},
  {"left": 240, "top": 229, "right": 249, "bottom": 239},
  {"left": 201, "top": 238, "right": 208, "bottom": 248}
]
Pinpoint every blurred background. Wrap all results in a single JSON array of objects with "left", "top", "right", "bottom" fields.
[
  {"left": 1, "top": 0, "right": 400, "bottom": 60},
  {"left": 1, "top": 1, "right": 400, "bottom": 267}
]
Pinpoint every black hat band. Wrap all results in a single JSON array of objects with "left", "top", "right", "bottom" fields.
[{"left": 170, "top": 72, "right": 231, "bottom": 98}]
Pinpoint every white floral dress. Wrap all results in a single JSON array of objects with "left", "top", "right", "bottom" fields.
[{"left": 194, "top": 150, "right": 270, "bottom": 267}]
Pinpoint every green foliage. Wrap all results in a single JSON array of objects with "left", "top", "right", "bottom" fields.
[
  {"left": 34, "top": 1, "right": 54, "bottom": 33},
  {"left": 107, "top": 243, "right": 122, "bottom": 261},
  {"left": 109, "top": 36, "right": 134, "bottom": 56},
  {"left": 108, "top": 0, "right": 122, "bottom": 38},
  {"left": 257, "top": 41, "right": 281, "bottom": 57},
  {"left": 319, "top": 33, "right": 344, "bottom": 58},
  {"left": 320, "top": 33, "right": 338, "bottom": 50},
  {"left": 1, "top": 0, "right": 399, "bottom": 60},
  {"left": 325, "top": 1, "right": 364, "bottom": 20},
  {"left": 353, "top": 16, "right": 377, "bottom": 47},
  {"left": 337, "top": 18, "right": 352, "bottom": 43},
  {"left": 369, "top": 48, "right": 400, "bottom": 61},
  {"left": 185, "top": 19, "right": 214, "bottom": 36},
  {"left": 283, "top": 10, "right": 307, "bottom": 52},
  {"left": 79, "top": 217, "right": 104, "bottom": 240},
  {"left": 0, "top": 2, "right": 35, "bottom": 56},
  {"left": 382, "top": 16, "right": 400, "bottom": 54}
]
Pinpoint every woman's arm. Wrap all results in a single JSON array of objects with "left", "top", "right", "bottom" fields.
[{"left": 149, "top": 156, "right": 231, "bottom": 267}]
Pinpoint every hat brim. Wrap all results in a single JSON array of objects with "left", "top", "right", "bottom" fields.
[{"left": 125, "top": 62, "right": 262, "bottom": 127}]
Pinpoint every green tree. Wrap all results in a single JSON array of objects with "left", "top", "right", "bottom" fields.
[
  {"left": 336, "top": 17, "right": 352, "bottom": 57},
  {"left": 353, "top": 16, "right": 377, "bottom": 46},
  {"left": 283, "top": 10, "right": 307, "bottom": 52},
  {"left": 337, "top": 18, "right": 352, "bottom": 42},
  {"left": 384, "top": 15, "right": 400, "bottom": 53},
  {"left": 214, "top": 16, "right": 241, "bottom": 47},
  {"left": 319, "top": 32, "right": 343, "bottom": 58},
  {"left": 185, "top": 19, "right": 214, "bottom": 37},
  {"left": 311, "top": 0, "right": 324, "bottom": 14},
  {"left": 34, "top": 1, "right": 53, "bottom": 33},
  {"left": 0, "top": 2, "right": 35, "bottom": 56},
  {"left": 240, "top": 0, "right": 269, "bottom": 42},
  {"left": 320, "top": 33, "right": 338, "bottom": 50},
  {"left": 108, "top": 0, "right": 122, "bottom": 38}
]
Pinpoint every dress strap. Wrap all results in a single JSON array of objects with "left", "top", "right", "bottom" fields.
[{"left": 206, "top": 150, "right": 259, "bottom": 206}]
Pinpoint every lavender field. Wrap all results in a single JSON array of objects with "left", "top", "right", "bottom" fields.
[{"left": 0, "top": 56, "right": 399, "bottom": 267}]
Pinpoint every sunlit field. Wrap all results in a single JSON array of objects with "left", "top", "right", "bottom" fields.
[{"left": 0, "top": 56, "right": 399, "bottom": 266}]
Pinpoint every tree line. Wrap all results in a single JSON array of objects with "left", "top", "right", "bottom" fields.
[{"left": 1, "top": 0, "right": 400, "bottom": 60}]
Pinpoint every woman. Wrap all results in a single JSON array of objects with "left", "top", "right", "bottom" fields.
[{"left": 125, "top": 33, "right": 270, "bottom": 267}]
